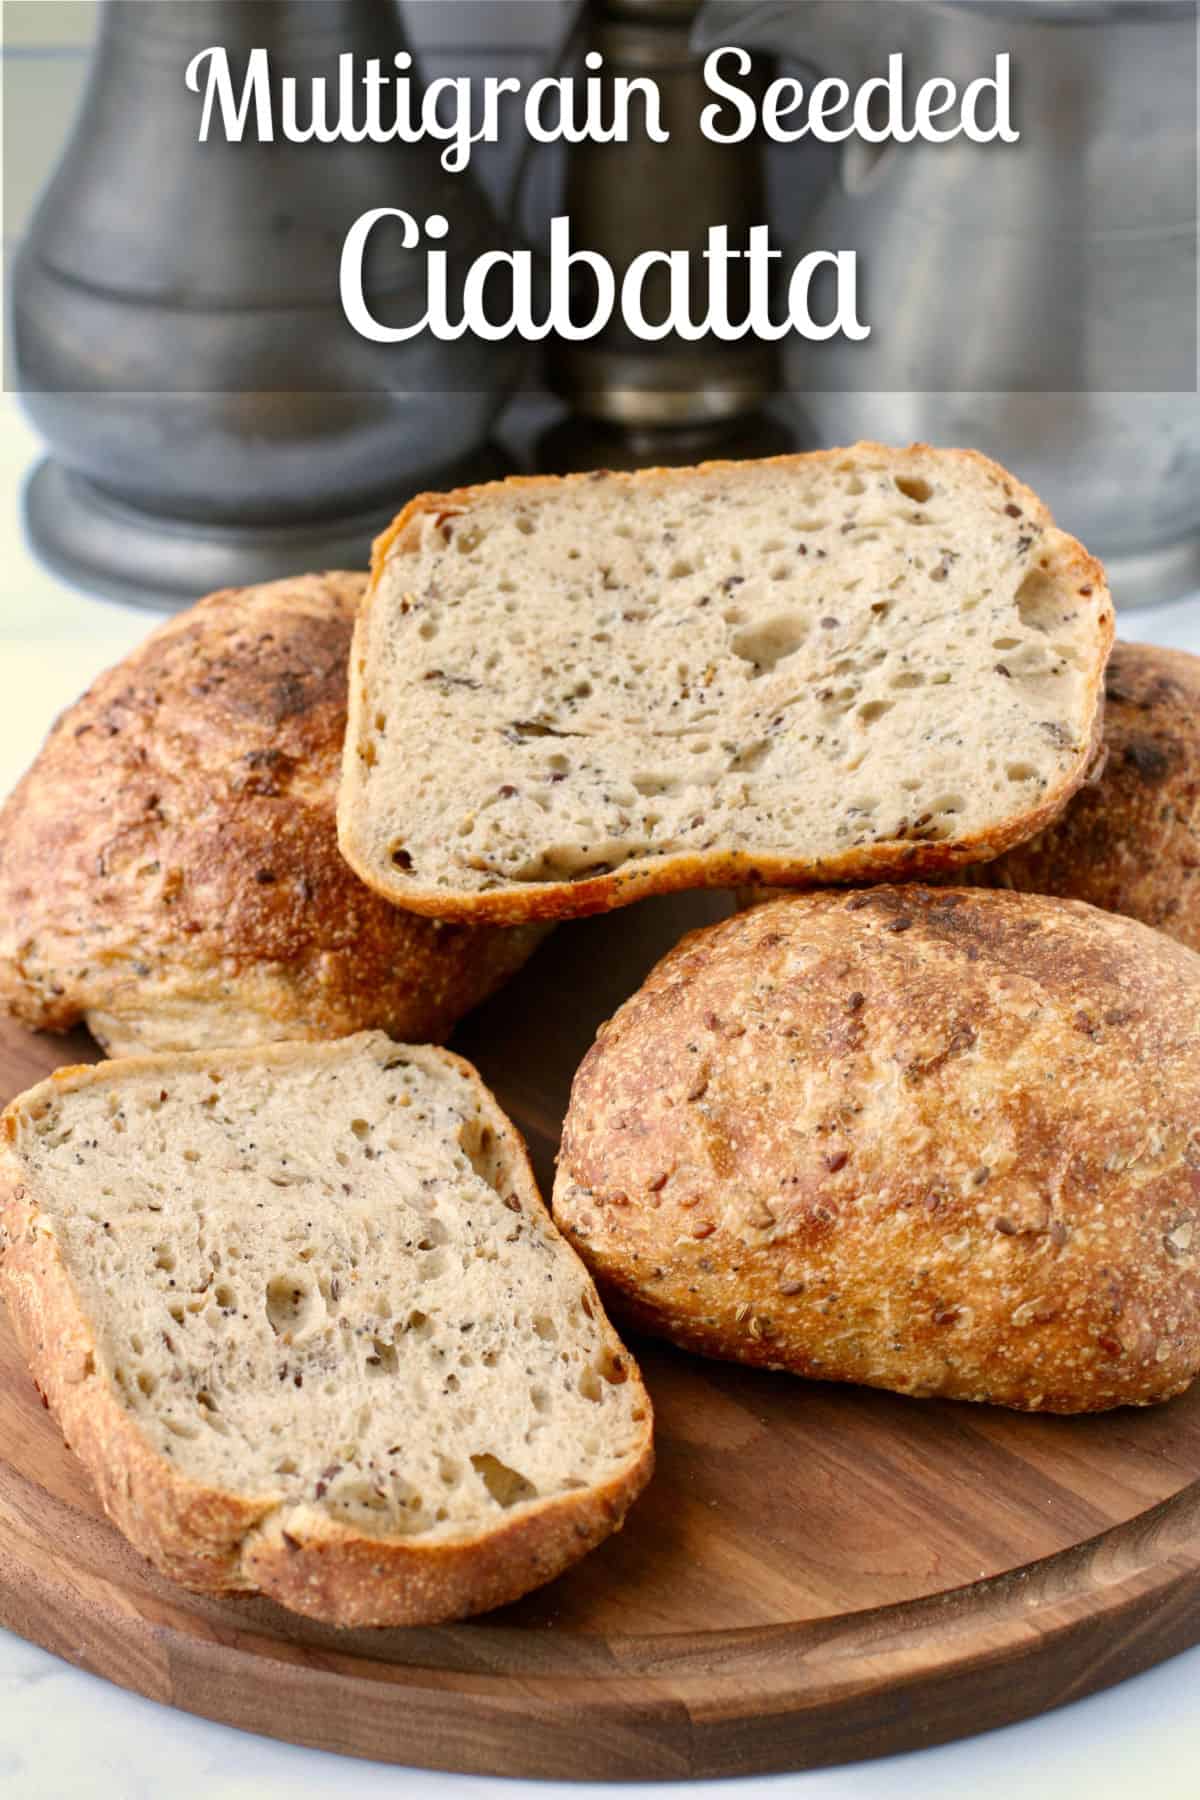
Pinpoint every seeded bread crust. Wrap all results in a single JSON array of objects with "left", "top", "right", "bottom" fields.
[
  {"left": 339, "top": 445, "right": 1113, "bottom": 925},
  {"left": 980, "top": 642, "right": 1200, "bottom": 952},
  {"left": 552, "top": 887, "right": 1200, "bottom": 1413},
  {"left": 0, "top": 573, "right": 545, "bottom": 1055},
  {"left": 0, "top": 1036, "right": 653, "bottom": 1627}
]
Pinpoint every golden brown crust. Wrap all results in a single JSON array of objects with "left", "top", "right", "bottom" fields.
[
  {"left": 553, "top": 886, "right": 1200, "bottom": 1414},
  {"left": 239, "top": 1462, "right": 647, "bottom": 1628},
  {"left": 0, "top": 1040, "right": 654, "bottom": 1628},
  {"left": 0, "top": 574, "right": 544, "bottom": 1053},
  {"left": 981, "top": 642, "right": 1200, "bottom": 952},
  {"left": 342, "top": 445, "right": 1115, "bottom": 925}
]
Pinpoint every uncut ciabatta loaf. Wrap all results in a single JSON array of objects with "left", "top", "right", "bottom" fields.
[
  {"left": 553, "top": 887, "right": 1200, "bottom": 1414},
  {"left": 339, "top": 444, "right": 1114, "bottom": 924},
  {"left": 0, "top": 573, "right": 545, "bottom": 1056},
  {"left": 981, "top": 641, "right": 1200, "bottom": 951},
  {"left": 0, "top": 1034, "right": 652, "bottom": 1627}
]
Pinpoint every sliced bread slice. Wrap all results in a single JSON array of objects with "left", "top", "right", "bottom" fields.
[
  {"left": 338, "top": 443, "right": 1113, "bottom": 924},
  {"left": 0, "top": 1033, "right": 653, "bottom": 1627}
]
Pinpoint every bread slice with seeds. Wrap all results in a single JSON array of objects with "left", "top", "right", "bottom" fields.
[
  {"left": 0, "top": 1033, "right": 652, "bottom": 1627},
  {"left": 339, "top": 443, "right": 1113, "bottom": 924}
]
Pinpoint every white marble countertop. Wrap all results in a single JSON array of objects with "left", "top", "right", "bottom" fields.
[{"left": 2, "top": 395, "right": 1200, "bottom": 1799}]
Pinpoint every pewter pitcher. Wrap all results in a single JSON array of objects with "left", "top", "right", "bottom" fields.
[
  {"left": 12, "top": 0, "right": 518, "bottom": 607},
  {"left": 698, "top": 0, "right": 1200, "bottom": 600}
]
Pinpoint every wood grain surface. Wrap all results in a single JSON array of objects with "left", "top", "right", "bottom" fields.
[{"left": 2, "top": 892, "right": 1200, "bottom": 1779}]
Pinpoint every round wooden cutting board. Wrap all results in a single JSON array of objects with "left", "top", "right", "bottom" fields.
[{"left": 2, "top": 893, "right": 1200, "bottom": 1780}]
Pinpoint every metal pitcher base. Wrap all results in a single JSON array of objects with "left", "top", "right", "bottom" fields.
[
  {"left": 1098, "top": 534, "right": 1200, "bottom": 614},
  {"left": 23, "top": 452, "right": 509, "bottom": 613}
]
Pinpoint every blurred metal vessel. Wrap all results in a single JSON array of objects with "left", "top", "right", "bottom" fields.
[
  {"left": 13, "top": 0, "right": 518, "bottom": 609},
  {"left": 529, "top": 0, "right": 777, "bottom": 431},
  {"left": 697, "top": 0, "right": 1200, "bottom": 604}
]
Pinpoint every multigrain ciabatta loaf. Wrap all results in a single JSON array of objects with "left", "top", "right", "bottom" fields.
[
  {"left": 339, "top": 444, "right": 1114, "bottom": 924},
  {"left": 553, "top": 887, "right": 1200, "bottom": 1414},
  {"left": 0, "top": 573, "right": 545, "bottom": 1056},
  {"left": 980, "top": 641, "right": 1200, "bottom": 951},
  {"left": 0, "top": 1034, "right": 653, "bottom": 1626}
]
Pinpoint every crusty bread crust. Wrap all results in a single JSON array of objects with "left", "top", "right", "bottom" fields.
[
  {"left": 553, "top": 886, "right": 1200, "bottom": 1413},
  {"left": 0, "top": 573, "right": 545, "bottom": 1053},
  {"left": 339, "top": 444, "right": 1114, "bottom": 925},
  {"left": 0, "top": 1040, "right": 654, "bottom": 1628},
  {"left": 980, "top": 642, "right": 1200, "bottom": 952}
]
